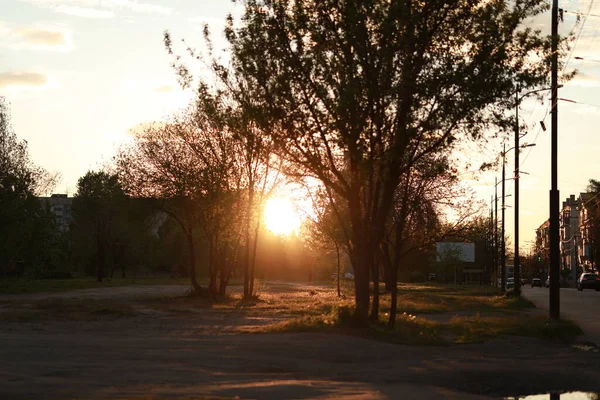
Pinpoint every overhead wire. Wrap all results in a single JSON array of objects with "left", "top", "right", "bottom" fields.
[{"left": 519, "top": 0, "right": 596, "bottom": 170}]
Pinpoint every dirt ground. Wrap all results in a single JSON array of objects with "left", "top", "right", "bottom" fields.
[{"left": 1, "top": 282, "right": 599, "bottom": 400}]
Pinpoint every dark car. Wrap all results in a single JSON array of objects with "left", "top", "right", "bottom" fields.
[
  {"left": 531, "top": 278, "right": 542, "bottom": 288},
  {"left": 577, "top": 273, "right": 600, "bottom": 291}
]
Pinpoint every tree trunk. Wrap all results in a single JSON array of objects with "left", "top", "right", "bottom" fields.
[
  {"left": 218, "top": 245, "right": 231, "bottom": 297},
  {"left": 243, "top": 186, "right": 254, "bottom": 299},
  {"left": 336, "top": 243, "right": 341, "bottom": 297},
  {"left": 388, "top": 266, "right": 399, "bottom": 328},
  {"left": 352, "top": 238, "right": 370, "bottom": 323},
  {"left": 249, "top": 218, "right": 261, "bottom": 296},
  {"left": 186, "top": 228, "right": 202, "bottom": 295},
  {"left": 208, "top": 239, "right": 218, "bottom": 299},
  {"left": 369, "top": 254, "right": 380, "bottom": 322},
  {"left": 381, "top": 242, "right": 394, "bottom": 291}
]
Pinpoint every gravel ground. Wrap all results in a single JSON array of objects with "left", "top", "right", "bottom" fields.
[{"left": 1, "top": 283, "right": 599, "bottom": 400}]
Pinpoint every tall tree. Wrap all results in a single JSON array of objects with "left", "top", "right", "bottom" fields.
[
  {"left": 223, "top": 0, "right": 557, "bottom": 321},
  {"left": 164, "top": 31, "right": 283, "bottom": 299},
  {"left": 116, "top": 111, "right": 246, "bottom": 298},
  {"left": 72, "top": 170, "right": 126, "bottom": 282},
  {"left": 0, "top": 97, "right": 60, "bottom": 276},
  {"left": 303, "top": 185, "right": 349, "bottom": 296}
]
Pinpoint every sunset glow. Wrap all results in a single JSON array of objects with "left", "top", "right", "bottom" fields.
[{"left": 263, "top": 197, "right": 302, "bottom": 236}]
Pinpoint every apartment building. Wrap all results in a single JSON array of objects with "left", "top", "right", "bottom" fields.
[{"left": 38, "top": 193, "right": 73, "bottom": 232}]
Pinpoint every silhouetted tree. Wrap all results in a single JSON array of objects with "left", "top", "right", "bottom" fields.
[
  {"left": 72, "top": 170, "right": 126, "bottom": 282},
  {"left": 0, "top": 97, "right": 61, "bottom": 277},
  {"left": 116, "top": 111, "right": 246, "bottom": 298},
  {"left": 220, "top": 0, "right": 561, "bottom": 321}
]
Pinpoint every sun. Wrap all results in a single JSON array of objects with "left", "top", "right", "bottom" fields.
[{"left": 263, "top": 196, "right": 302, "bottom": 236}]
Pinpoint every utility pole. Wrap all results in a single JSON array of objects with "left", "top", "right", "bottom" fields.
[
  {"left": 501, "top": 144, "right": 506, "bottom": 293},
  {"left": 490, "top": 197, "right": 494, "bottom": 284},
  {"left": 549, "top": 0, "right": 560, "bottom": 320},
  {"left": 495, "top": 178, "right": 499, "bottom": 288},
  {"left": 515, "top": 86, "right": 521, "bottom": 296}
]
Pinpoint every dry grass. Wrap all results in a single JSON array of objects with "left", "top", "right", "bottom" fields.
[
  {"left": 251, "top": 283, "right": 577, "bottom": 345},
  {"left": 448, "top": 314, "right": 583, "bottom": 344},
  {"left": 0, "top": 281, "right": 583, "bottom": 345}
]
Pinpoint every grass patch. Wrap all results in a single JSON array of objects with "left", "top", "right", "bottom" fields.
[
  {"left": 448, "top": 315, "right": 583, "bottom": 344},
  {"left": 376, "top": 283, "right": 534, "bottom": 315},
  {"left": 253, "top": 283, "right": 579, "bottom": 346},
  {"left": 0, "top": 276, "right": 192, "bottom": 295},
  {"left": 260, "top": 306, "right": 445, "bottom": 345}
]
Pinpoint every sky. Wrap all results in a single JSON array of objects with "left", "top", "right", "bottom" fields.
[{"left": 1, "top": 0, "right": 600, "bottom": 249}]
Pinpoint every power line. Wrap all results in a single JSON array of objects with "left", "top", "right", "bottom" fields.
[
  {"left": 520, "top": 0, "right": 595, "bottom": 170},
  {"left": 562, "top": 9, "right": 600, "bottom": 19}
]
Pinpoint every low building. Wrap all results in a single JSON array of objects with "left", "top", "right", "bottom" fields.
[
  {"left": 560, "top": 195, "right": 579, "bottom": 278},
  {"left": 38, "top": 194, "right": 73, "bottom": 232}
]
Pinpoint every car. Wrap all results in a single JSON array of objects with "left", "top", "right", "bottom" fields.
[
  {"left": 506, "top": 277, "right": 515, "bottom": 290},
  {"left": 531, "top": 278, "right": 542, "bottom": 288},
  {"left": 577, "top": 273, "right": 600, "bottom": 291}
]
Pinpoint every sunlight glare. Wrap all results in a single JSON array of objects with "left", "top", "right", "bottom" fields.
[{"left": 263, "top": 197, "right": 302, "bottom": 236}]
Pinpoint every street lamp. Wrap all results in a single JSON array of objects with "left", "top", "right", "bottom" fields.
[
  {"left": 499, "top": 143, "right": 531, "bottom": 293},
  {"left": 514, "top": 85, "right": 560, "bottom": 296}
]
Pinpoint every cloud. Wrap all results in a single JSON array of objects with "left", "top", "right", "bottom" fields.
[
  {"left": 1, "top": 24, "right": 73, "bottom": 51},
  {"left": 12, "top": 27, "right": 67, "bottom": 45},
  {"left": 20, "top": 0, "right": 172, "bottom": 18},
  {"left": 0, "top": 71, "right": 48, "bottom": 88},
  {"left": 155, "top": 85, "right": 174, "bottom": 93},
  {"left": 55, "top": 5, "right": 114, "bottom": 18}
]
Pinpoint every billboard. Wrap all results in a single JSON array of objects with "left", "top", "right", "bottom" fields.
[{"left": 436, "top": 242, "right": 475, "bottom": 263}]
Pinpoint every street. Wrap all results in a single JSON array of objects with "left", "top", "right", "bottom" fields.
[{"left": 522, "top": 286, "right": 600, "bottom": 345}]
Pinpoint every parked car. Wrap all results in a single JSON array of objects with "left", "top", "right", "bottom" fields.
[
  {"left": 577, "top": 273, "right": 600, "bottom": 291},
  {"left": 531, "top": 278, "right": 542, "bottom": 288}
]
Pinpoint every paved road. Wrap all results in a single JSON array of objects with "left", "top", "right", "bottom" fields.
[{"left": 522, "top": 286, "right": 600, "bottom": 345}]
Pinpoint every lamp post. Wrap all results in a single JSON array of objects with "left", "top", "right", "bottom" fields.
[
  {"left": 514, "top": 85, "right": 559, "bottom": 296},
  {"left": 499, "top": 143, "right": 531, "bottom": 292}
]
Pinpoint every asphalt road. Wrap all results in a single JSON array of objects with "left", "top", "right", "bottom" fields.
[{"left": 522, "top": 286, "right": 600, "bottom": 345}]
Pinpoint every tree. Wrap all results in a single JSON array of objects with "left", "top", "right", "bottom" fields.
[
  {"left": 164, "top": 31, "right": 283, "bottom": 299},
  {"left": 302, "top": 184, "right": 349, "bottom": 296},
  {"left": 0, "top": 97, "right": 61, "bottom": 277},
  {"left": 222, "top": 0, "right": 559, "bottom": 321},
  {"left": 72, "top": 170, "right": 126, "bottom": 282},
  {"left": 379, "top": 154, "right": 484, "bottom": 326},
  {"left": 116, "top": 111, "right": 246, "bottom": 298}
]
